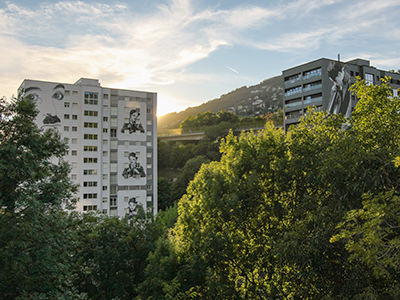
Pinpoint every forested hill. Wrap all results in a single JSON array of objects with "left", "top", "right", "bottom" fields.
[{"left": 159, "top": 75, "right": 284, "bottom": 129}]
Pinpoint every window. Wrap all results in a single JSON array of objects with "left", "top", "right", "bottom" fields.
[
  {"left": 285, "top": 86, "right": 302, "bottom": 97},
  {"left": 303, "top": 80, "right": 322, "bottom": 92},
  {"left": 84, "top": 122, "right": 98, "bottom": 128},
  {"left": 147, "top": 131, "right": 152, "bottom": 136},
  {"left": 103, "top": 94, "right": 109, "bottom": 99},
  {"left": 64, "top": 102, "right": 70, "bottom": 108},
  {"left": 83, "top": 181, "right": 98, "bottom": 187},
  {"left": 103, "top": 128, "right": 108, "bottom": 133},
  {"left": 84, "top": 145, "right": 98, "bottom": 152},
  {"left": 64, "top": 137, "right": 69, "bottom": 143},
  {"left": 84, "top": 92, "right": 98, "bottom": 105},
  {"left": 111, "top": 107, "right": 118, "bottom": 115},
  {"left": 110, "top": 197, "right": 117, "bottom": 206},
  {"left": 146, "top": 142, "right": 152, "bottom": 147},
  {"left": 72, "top": 91, "right": 78, "bottom": 95},
  {"left": 83, "top": 169, "right": 97, "bottom": 175},
  {"left": 147, "top": 152, "right": 152, "bottom": 158},
  {"left": 303, "top": 67, "right": 322, "bottom": 79},
  {"left": 147, "top": 120, "right": 152, "bottom": 125},
  {"left": 72, "top": 126, "right": 77, "bottom": 132},
  {"left": 102, "top": 197, "right": 108, "bottom": 203},
  {"left": 103, "top": 116, "right": 108, "bottom": 122},
  {"left": 103, "top": 151, "right": 108, "bottom": 157},
  {"left": 147, "top": 164, "right": 152, "bottom": 169},
  {"left": 84, "top": 157, "right": 98, "bottom": 163},
  {"left": 71, "top": 150, "right": 77, "bottom": 156},
  {"left": 64, "top": 114, "right": 70, "bottom": 119},
  {"left": 365, "top": 73, "right": 374, "bottom": 85},
  {"left": 72, "top": 114, "right": 78, "bottom": 120},
  {"left": 64, "top": 126, "right": 69, "bottom": 131},
  {"left": 102, "top": 186, "right": 107, "bottom": 191},
  {"left": 71, "top": 174, "right": 77, "bottom": 180},
  {"left": 83, "top": 193, "right": 97, "bottom": 199},
  {"left": 71, "top": 162, "right": 77, "bottom": 168},
  {"left": 84, "top": 134, "right": 98, "bottom": 140},
  {"left": 103, "top": 140, "right": 108, "bottom": 145},
  {"left": 83, "top": 205, "right": 97, "bottom": 211},
  {"left": 84, "top": 110, "right": 98, "bottom": 117},
  {"left": 71, "top": 138, "right": 77, "bottom": 144},
  {"left": 102, "top": 209, "right": 108, "bottom": 215},
  {"left": 147, "top": 108, "right": 151, "bottom": 113},
  {"left": 65, "top": 90, "right": 70, "bottom": 96},
  {"left": 102, "top": 174, "right": 108, "bottom": 180},
  {"left": 284, "top": 73, "right": 301, "bottom": 84},
  {"left": 110, "top": 128, "right": 117, "bottom": 137},
  {"left": 72, "top": 102, "right": 78, "bottom": 108}
]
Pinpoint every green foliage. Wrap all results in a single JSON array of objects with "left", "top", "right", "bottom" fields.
[
  {"left": 0, "top": 95, "right": 83, "bottom": 299},
  {"left": 164, "top": 79, "right": 400, "bottom": 299},
  {"left": 71, "top": 213, "right": 158, "bottom": 300}
]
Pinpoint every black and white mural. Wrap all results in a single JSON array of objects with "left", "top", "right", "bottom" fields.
[
  {"left": 121, "top": 108, "right": 145, "bottom": 133},
  {"left": 128, "top": 196, "right": 138, "bottom": 216},
  {"left": 327, "top": 62, "right": 352, "bottom": 118},
  {"left": 25, "top": 84, "right": 66, "bottom": 125},
  {"left": 122, "top": 152, "right": 146, "bottom": 179}
]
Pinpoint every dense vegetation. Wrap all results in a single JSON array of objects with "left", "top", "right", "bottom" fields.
[
  {"left": 1, "top": 78, "right": 400, "bottom": 299},
  {"left": 158, "top": 110, "right": 282, "bottom": 210}
]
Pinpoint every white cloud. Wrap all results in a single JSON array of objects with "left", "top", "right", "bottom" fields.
[{"left": 0, "top": 0, "right": 399, "bottom": 110}]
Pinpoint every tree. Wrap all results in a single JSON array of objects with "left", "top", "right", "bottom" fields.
[
  {"left": 164, "top": 78, "right": 400, "bottom": 299},
  {"left": 0, "top": 95, "right": 83, "bottom": 299},
  {"left": 71, "top": 213, "right": 157, "bottom": 300}
]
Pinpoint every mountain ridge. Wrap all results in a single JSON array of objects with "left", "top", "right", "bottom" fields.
[{"left": 158, "top": 75, "right": 284, "bottom": 129}]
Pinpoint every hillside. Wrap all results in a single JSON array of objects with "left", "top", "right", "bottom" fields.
[{"left": 159, "top": 75, "right": 284, "bottom": 129}]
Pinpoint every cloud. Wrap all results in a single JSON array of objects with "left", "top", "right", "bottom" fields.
[
  {"left": 226, "top": 66, "right": 239, "bottom": 74},
  {"left": 0, "top": 0, "right": 399, "bottom": 105}
]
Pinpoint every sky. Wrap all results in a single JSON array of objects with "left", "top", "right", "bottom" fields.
[{"left": 0, "top": 0, "right": 399, "bottom": 116}]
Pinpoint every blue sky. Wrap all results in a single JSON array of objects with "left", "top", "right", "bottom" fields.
[{"left": 1, "top": 0, "right": 399, "bottom": 115}]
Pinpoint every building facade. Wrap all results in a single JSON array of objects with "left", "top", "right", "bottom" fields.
[
  {"left": 19, "top": 78, "right": 157, "bottom": 217},
  {"left": 282, "top": 58, "right": 400, "bottom": 131}
]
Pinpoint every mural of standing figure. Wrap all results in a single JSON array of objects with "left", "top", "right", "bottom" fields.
[
  {"left": 327, "top": 62, "right": 352, "bottom": 118},
  {"left": 121, "top": 108, "right": 145, "bottom": 133},
  {"left": 122, "top": 152, "right": 146, "bottom": 179}
]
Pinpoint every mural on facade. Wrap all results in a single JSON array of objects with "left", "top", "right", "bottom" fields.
[
  {"left": 128, "top": 197, "right": 138, "bottom": 216},
  {"left": 122, "top": 152, "right": 146, "bottom": 179},
  {"left": 25, "top": 84, "right": 65, "bottom": 125},
  {"left": 121, "top": 108, "right": 145, "bottom": 133},
  {"left": 327, "top": 62, "right": 352, "bottom": 118}
]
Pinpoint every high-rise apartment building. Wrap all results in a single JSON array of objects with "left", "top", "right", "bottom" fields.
[
  {"left": 19, "top": 78, "right": 157, "bottom": 217},
  {"left": 282, "top": 58, "right": 400, "bottom": 131}
]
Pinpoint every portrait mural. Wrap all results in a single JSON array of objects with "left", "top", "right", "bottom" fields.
[
  {"left": 327, "top": 62, "right": 352, "bottom": 118},
  {"left": 122, "top": 152, "right": 146, "bottom": 179},
  {"left": 121, "top": 108, "right": 145, "bottom": 134},
  {"left": 25, "top": 83, "right": 66, "bottom": 125}
]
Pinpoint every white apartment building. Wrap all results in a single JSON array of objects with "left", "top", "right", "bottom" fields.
[{"left": 19, "top": 78, "right": 157, "bottom": 217}]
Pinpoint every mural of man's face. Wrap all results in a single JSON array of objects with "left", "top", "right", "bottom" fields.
[
  {"left": 129, "top": 154, "right": 137, "bottom": 163},
  {"left": 130, "top": 111, "right": 139, "bottom": 122}
]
